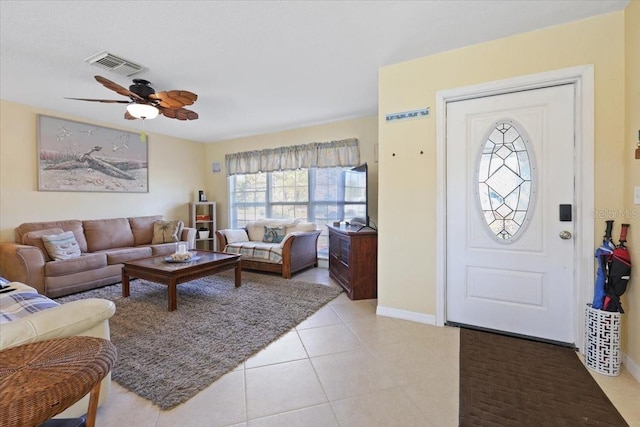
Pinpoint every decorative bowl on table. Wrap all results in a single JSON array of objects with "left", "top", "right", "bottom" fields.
[{"left": 168, "top": 252, "right": 194, "bottom": 262}]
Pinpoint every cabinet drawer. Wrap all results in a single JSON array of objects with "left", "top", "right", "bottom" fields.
[{"left": 329, "top": 255, "right": 350, "bottom": 290}]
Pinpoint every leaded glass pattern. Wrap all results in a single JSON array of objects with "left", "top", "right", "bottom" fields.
[{"left": 477, "top": 121, "right": 534, "bottom": 242}]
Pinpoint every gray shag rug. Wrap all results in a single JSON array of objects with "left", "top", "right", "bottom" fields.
[{"left": 56, "top": 271, "right": 342, "bottom": 410}]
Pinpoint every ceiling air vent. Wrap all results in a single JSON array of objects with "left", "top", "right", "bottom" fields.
[{"left": 85, "top": 51, "right": 144, "bottom": 76}]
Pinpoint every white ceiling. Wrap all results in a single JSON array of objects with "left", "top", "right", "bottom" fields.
[{"left": 0, "top": 1, "right": 628, "bottom": 143}]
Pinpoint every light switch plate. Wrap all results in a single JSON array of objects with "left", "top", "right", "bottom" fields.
[{"left": 635, "top": 186, "right": 640, "bottom": 205}]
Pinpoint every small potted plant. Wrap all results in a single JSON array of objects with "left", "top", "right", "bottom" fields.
[{"left": 198, "top": 227, "right": 209, "bottom": 239}]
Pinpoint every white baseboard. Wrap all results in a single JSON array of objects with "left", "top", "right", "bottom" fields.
[
  {"left": 376, "top": 305, "right": 437, "bottom": 325},
  {"left": 623, "top": 352, "right": 640, "bottom": 382}
]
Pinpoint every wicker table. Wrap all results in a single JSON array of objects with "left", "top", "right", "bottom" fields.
[{"left": 0, "top": 336, "right": 117, "bottom": 427}]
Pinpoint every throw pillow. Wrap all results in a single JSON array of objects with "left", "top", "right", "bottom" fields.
[
  {"left": 152, "top": 220, "right": 183, "bottom": 244},
  {"left": 262, "top": 226, "right": 285, "bottom": 244},
  {"left": 225, "top": 229, "right": 249, "bottom": 244},
  {"left": 41, "top": 231, "right": 81, "bottom": 261}
]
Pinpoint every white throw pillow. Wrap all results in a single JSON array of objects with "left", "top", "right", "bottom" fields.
[
  {"left": 41, "top": 231, "right": 81, "bottom": 261},
  {"left": 225, "top": 229, "right": 249, "bottom": 243}
]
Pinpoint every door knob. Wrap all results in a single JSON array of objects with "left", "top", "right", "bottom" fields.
[{"left": 559, "top": 230, "right": 572, "bottom": 240}]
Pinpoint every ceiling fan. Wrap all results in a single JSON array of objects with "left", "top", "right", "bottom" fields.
[{"left": 66, "top": 75, "right": 198, "bottom": 120}]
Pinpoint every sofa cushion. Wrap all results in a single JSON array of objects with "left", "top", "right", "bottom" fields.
[
  {"left": 97, "top": 247, "right": 152, "bottom": 265},
  {"left": 262, "top": 226, "right": 285, "bottom": 243},
  {"left": 225, "top": 229, "right": 250, "bottom": 244},
  {"left": 0, "top": 291, "right": 59, "bottom": 323},
  {"left": 129, "top": 215, "right": 164, "bottom": 246},
  {"left": 83, "top": 218, "right": 135, "bottom": 252},
  {"left": 148, "top": 243, "right": 181, "bottom": 256},
  {"left": 224, "top": 241, "right": 284, "bottom": 263},
  {"left": 22, "top": 228, "right": 65, "bottom": 262},
  {"left": 246, "top": 218, "right": 299, "bottom": 241},
  {"left": 152, "top": 220, "right": 183, "bottom": 244},
  {"left": 286, "top": 222, "right": 317, "bottom": 234},
  {"left": 44, "top": 253, "right": 108, "bottom": 277},
  {"left": 17, "top": 220, "right": 88, "bottom": 253},
  {"left": 41, "top": 231, "right": 82, "bottom": 261}
]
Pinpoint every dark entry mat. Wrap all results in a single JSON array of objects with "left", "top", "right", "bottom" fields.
[{"left": 459, "top": 328, "right": 628, "bottom": 426}]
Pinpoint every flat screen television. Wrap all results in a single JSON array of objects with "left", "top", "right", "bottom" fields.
[{"left": 343, "top": 163, "right": 369, "bottom": 228}]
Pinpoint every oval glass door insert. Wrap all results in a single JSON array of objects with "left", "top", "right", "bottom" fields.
[{"left": 476, "top": 121, "right": 535, "bottom": 242}]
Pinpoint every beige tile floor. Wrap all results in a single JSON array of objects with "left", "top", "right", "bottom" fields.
[{"left": 94, "top": 268, "right": 640, "bottom": 427}]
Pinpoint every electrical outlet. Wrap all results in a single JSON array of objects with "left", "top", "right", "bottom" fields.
[{"left": 635, "top": 186, "right": 640, "bottom": 205}]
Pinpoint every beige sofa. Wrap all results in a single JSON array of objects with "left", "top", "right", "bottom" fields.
[
  {"left": 216, "top": 218, "right": 320, "bottom": 279},
  {"left": 0, "top": 215, "right": 195, "bottom": 298},
  {"left": 0, "top": 280, "right": 116, "bottom": 419}
]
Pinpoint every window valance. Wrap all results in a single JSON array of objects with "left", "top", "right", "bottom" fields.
[{"left": 225, "top": 138, "right": 360, "bottom": 176}]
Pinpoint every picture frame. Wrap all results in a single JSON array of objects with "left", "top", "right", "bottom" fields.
[{"left": 37, "top": 114, "right": 148, "bottom": 193}]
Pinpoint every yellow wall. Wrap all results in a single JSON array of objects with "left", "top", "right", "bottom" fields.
[
  {"left": 202, "top": 116, "right": 378, "bottom": 230},
  {"left": 0, "top": 100, "right": 207, "bottom": 242},
  {"left": 0, "top": 103, "right": 377, "bottom": 241},
  {"left": 623, "top": 1, "right": 640, "bottom": 371},
  {"left": 379, "top": 10, "right": 636, "bottom": 359}
]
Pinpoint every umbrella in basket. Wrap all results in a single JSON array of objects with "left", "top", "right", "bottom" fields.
[
  {"left": 593, "top": 220, "right": 615, "bottom": 309},
  {"left": 604, "top": 223, "right": 631, "bottom": 313}
]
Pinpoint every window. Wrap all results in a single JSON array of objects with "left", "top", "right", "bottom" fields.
[
  {"left": 229, "top": 167, "right": 365, "bottom": 256},
  {"left": 475, "top": 121, "right": 535, "bottom": 242}
]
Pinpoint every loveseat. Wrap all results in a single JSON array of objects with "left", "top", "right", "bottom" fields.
[
  {"left": 0, "top": 215, "right": 195, "bottom": 298},
  {"left": 0, "top": 279, "right": 116, "bottom": 419},
  {"left": 215, "top": 219, "right": 320, "bottom": 279}
]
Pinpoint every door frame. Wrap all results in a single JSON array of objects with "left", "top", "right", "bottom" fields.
[{"left": 435, "top": 65, "right": 594, "bottom": 351}]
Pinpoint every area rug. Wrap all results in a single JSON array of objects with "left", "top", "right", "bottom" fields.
[
  {"left": 56, "top": 271, "right": 342, "bottom": 410},
  {"left": 459, "top": 328, "right": 628, "bottom": 426}
]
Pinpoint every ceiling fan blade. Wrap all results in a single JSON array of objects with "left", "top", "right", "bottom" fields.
[
  {"left": 95, "top": 75, "right": 144, "bottom": 101},
  {"left": 65, "top": 97, "right": 130, "bottom": 103},
  {"left": 124, "top": 111, "right": 137, "bottom": 120},
  {"left": 159, "top": 106, "right": 198, "bottom": 120},
  {"left": 149, "top": 90, "right": 198, "bottom": 108}
]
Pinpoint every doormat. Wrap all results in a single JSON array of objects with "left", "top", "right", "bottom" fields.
[{"left": 459, "top": 328, "right": 628, "bottom": 426}]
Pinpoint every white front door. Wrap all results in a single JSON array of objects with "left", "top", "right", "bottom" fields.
[{"left": 446, "top": 84, "right": 576, "bottom": 344}]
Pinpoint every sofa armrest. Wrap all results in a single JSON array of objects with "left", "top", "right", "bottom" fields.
[
  {"left": 0, "top": 243, "right": 46, "bottom": 294},
  {"left": 281, "top": 230, "right": 321, "bottom": 278},
  {"left": 181, "top": 227, "right": 197, "bottom": 250},
  {"left": 0, "top": 298, "right": 116, "bottom": 351},
  {"left": 215, "top": 230, "right": 229, "bottom": 251}
]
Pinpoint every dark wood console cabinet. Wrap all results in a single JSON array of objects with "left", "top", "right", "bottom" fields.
[{"left": 327, "top": 225, "right": 378, "bottom": 300}]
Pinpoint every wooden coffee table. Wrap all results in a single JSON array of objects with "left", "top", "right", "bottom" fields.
[{"left": 121, "top": 250, "right": 241, "bottom": 311}]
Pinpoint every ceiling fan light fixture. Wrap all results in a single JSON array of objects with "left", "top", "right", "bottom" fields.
[{"left": 127, "top": 103, "right": 159, "bottom": 120}]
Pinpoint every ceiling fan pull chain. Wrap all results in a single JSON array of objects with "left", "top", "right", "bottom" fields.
[{"left": 140, "top": 118, "right": 147, "bottom": 142}]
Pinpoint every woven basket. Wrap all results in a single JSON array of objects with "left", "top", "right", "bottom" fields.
[{"left": 0, "top": 336, "right": 117, "bottom": 427}]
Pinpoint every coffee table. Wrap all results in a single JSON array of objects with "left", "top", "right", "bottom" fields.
[{"left": 121, "top": 250, "right": 241, "bottom": 311}]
